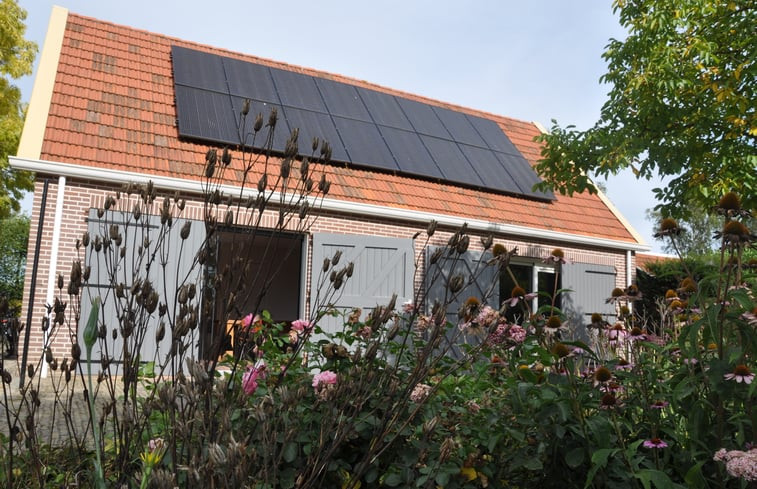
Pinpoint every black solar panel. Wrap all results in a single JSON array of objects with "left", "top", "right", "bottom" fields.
[
  {"left": 315, "top": 78, "right": 372, "bottom": 122},
  {"left": 397, "top": 98, "right": 451, "bottom": 139},
  {"left": 420, "top": 136, "right": 484, "bottom": 188},
  {"left": 229, "top": 97, "right": 291, "bottom": 150},
  {"left": 270, "top": 68, "right": 327, "bottom": 113},
  {"left": 224, "top": 57, "right": 278, "bottom": 103},
  {"left": 378, "top": 126, "right": 443, "bottom": 179},
  {"left": 171, "top": 46, "right": 226, "bottom": 92},
  {"left": 355, "top": 89, "right": 413, "bottom": 130},
  {"left": 433, "top": 106, "right": 487, "bottom": 148},
  {"left": 465, "top": 115, "right": 520, "bottom": 155},
  {"left": 333, "top": 117, "right": 398, "bottom": 171},
  {"left": 280, "top": 107, "right": 348, "bottom": 162},
  {"left": 459, "top": 144, "right": 521, "bottom": 195},
  {"left": 175, "top": 85, "right": 236, "bottom": 144},
  {"left": 171, "top": 46, "right": 553, "bottom": 201}
]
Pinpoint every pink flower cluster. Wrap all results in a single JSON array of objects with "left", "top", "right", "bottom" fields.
[
  {"left": 312, "top": 370, "right": 338, "bottom": 391},
  {"left": 242, "top": 362, "right": 266, "bottom": 396},
  {"left": 714, "top": 448, "right": 757, "bottom": 482},
  {"left": 508, "top": 324, "right": 527, "bottom": 343}
]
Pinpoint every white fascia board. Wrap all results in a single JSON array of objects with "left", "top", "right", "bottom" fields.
[{"left": 10, "top": 156, "right": 651, "bottom": 252}]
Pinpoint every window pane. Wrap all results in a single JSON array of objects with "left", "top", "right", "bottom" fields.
[
  {"left": 500, "top": 264, "right": 532, "bottom": 323},
  {"left": 538, "top": 270, "right": 561, "bottom": 313}
]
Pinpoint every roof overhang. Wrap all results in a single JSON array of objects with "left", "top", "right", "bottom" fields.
[{"left": 10, "top": 156, "right": 650, "bottom": 252}]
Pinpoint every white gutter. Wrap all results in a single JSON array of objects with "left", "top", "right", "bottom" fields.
[
  {"left": 10, "top": 156, "right": 650, "bottom": 252},
  {"left": 41, "top": 175, "right": 66, "bottom": 378}
]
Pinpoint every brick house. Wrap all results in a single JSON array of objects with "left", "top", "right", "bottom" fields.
[{"left": 11, "top": 7, "right": 649, "bottom": 366}]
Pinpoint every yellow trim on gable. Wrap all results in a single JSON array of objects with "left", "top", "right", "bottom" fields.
[{"left": 17, "top": 6, "right": 68, "bottom": 159}]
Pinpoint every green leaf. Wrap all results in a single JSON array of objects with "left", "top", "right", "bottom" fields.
[
  {"left": 383, "top": 472, "right": 403, "bottom": 487},
  {"left": 634, "top": 469, "right": 679, "bottom": 489},
  {"left": 565, "top": 447, "right": 585, "bottom": 468},
  {"left": 522, "top": 457, "right": 543, "bottom": 471},
  {"left": 282, "top": 442, "right": 298, "bottom": 463}
]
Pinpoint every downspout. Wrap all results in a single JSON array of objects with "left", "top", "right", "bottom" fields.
[
  {"left": 19, "top": 180, "right": 49, "bottom": 387},
  {"left": 626, "top": 249, "right": 634, "bottom": 314},
  {"left": 40, "top": 176, "right": 66, "bottom": 378}
]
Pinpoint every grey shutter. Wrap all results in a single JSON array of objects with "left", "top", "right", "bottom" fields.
[
  {"left": 561, "top": 262, "right": 617, "bottom": 342},
  {"left": 310, "top": 233, "right": 414, "bottom": 335},
  {"left": 425, "top": 246, "right": 498, "bottom": 358},
  {"left": 80, "top": 209, "right": 206, "bottom": 370},
  {"left": 425, "top": 246, "right": 498, "bottom": 319}
]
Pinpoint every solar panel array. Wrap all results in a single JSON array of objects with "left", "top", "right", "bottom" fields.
[{"left": 171, "top": 46, "right": 553, "bottom": 201}]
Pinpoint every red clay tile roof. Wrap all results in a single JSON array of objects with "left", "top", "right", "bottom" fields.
[{"left": 39, "top": 12, "right": 639, "bottom": 244}]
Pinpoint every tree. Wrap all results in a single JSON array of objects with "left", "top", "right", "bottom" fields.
[
  {"left": 0, "top": 0, "right": 37, "bottom": 218},
  {"left": 534, "top": 0, "right": 756, "bottom": 219},
  {"left": 0, "top": 211, "right": 30, "bottom": 310}
]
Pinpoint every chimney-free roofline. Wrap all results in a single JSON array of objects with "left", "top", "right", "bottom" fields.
[{"left": 10, "top": 155, "right": 650, "bottom": 252}]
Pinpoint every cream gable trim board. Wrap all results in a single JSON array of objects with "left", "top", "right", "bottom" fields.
[
  {"left": 9, "top": 156, "right": 651, "bottom": 252},
  {"left": 531, "top": 120, "right": 647, "bottom": 247},
  {"left": 17, "top": 6, "right": 68, "bottom": 159}
]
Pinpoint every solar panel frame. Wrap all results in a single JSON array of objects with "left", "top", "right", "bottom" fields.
[{"left": 333, "top": 117, "right": 399, "bottom": 171}]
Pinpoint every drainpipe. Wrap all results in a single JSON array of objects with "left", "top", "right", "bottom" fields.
[
  {"left": 626, "top": 249, "right": 634, "bottom": 314},
  {"left": 19, "top": 180, "right": 49, "bottom": 387},
  {"left": 40, "top": 176, "right": 66, "bottom": 378}
]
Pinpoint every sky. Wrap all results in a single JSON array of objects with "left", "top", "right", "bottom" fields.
[{"left": 16, "top": 0, "right": 669, "bottom": 253}]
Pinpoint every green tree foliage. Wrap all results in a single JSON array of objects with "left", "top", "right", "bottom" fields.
[
  {"left": 0, "top": 211, "right": 30, "bottom": 309},
  {"left": 0, "top": 0, "right": 37, "bottom": 218},
  {"left": 534, "top": 0, "right": 756, "bottom": 218}
]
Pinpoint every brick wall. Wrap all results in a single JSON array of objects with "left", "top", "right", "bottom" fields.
[{"left": 19, "top": 177, "right": 631, "bottom": 366}]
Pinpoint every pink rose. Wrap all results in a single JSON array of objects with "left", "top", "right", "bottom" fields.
[
  {"left": 242, "top": 362, "right": 266, "bottom": 396},
  {"left": 291, "top": 319, "right": 313, "bottom": 333},
  {"left": 312, "top": 370, "right": 337, "bottom": 390}
]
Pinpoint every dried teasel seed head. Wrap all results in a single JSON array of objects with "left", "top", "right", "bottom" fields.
[
  {"left": 480, "top": 234, "right": 493, "bottom": 250},
  {"left": 241, "top": 98, "right": 250, "bottom": 116},
  {"left": 180, "top": 221, "right": 191, "bottom": 240},
  {"left": 426, "top": 220, "right": 437, "bottom": 237},
  {"left": 332, "top": 250, "right": 342, "bottom": 266},
  {"left": 222, "top": 147, "right": 232, "bottom": 166},
  {"left": 267, "top": 107, "right": 278, "bottom": 128},
  {"left": 448, "top": 274, "right": 464, "bottom": 293},
  {"left": 254, "top": 113, "right": 264, "bottom": 132},
  {"left": 312, "top": 136, "right": 319, "bottom": 152},
  {"left": 455, "top": 234, "right": 469, "bottom": 254}
]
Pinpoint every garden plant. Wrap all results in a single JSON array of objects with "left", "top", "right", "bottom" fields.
[{"left": 0, "top": 99, "right": 755, "bottom": 488}]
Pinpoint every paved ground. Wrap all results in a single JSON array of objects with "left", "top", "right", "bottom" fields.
[{"left": 0, "top": 355, "right": 147, "bottom": 447}]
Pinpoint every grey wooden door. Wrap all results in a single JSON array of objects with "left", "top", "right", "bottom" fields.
[
  {"left": 561, "top": 262, "right": 617, "bottom": 341},
  {"left": 79, "top": 209, "right": 205, "bottom": 370},
  {"left": 310, "top": 233, "right": 414, "bottom": 335}
]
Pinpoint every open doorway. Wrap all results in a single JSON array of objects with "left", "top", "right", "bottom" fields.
[{"left": 202, "top": 229, "right": 304, "bottom": 359}]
